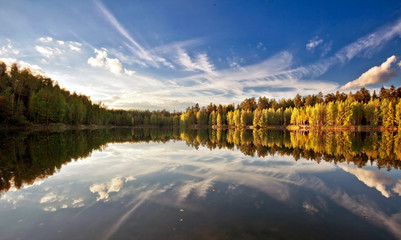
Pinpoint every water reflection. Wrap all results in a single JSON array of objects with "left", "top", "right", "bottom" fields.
[
  {"left": 0, "top": 129, "right": 401, "bottom": 239},
  {"left": 1, "top": 128, "right": 401, "bottom": 195}
]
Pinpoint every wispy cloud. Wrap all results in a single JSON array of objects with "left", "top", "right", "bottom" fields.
[
  {"left": 176, "top": 49, "right": 215, "bottom": 74},
  {"left": 257, "top": 42, "right": 266, "bottom": 51},
  {"left": 156, "top": 16, "right": 401, "bottom": 108},
  {"left": 336, "top": 18, "right": 401, "bottom": 63},
  {"left": 94, "top": 0, "right": 173, "bottom": 69},
  {"left": 340, "top": 55, "right": 398, "bottom": 90},
  {"left": 320, "top": 41, "right": 332, "bottom": 57},
  {"left": 35, "top": 45, "right": 63, "bottom": 58},
  {"left": 35, "top": 37, "right": 83, "bottom": 59},
  {"left": 306, "top": 38, "right": 323, "bottom": 51},
  {"left": 301, "top": 18, "right": 401, "bottom": 79},
  {"left": 0, "top": 39, "right": 20, "bottom": 56},
  {"left": 103, "top": 51, "right": 339, "bottom": 110}
]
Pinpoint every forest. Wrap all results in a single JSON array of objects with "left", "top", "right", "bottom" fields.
[{"left": 1, "top": 61, "right": 401, "bottom": 129}]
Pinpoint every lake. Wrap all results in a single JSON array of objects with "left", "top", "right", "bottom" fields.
[{"left": 1, "top": 128, "right": 401, "bottom": 239}]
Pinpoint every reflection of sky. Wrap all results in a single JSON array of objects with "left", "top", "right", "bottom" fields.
[{"left": 1, "top": 141, "right": 401, "bottom": 239}]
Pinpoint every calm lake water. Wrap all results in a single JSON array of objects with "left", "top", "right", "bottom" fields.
[{"left": 1, "top": 128, "right": 401, "bottom": 239}]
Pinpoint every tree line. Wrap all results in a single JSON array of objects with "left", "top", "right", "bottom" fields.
[
  {"left": 1, "top": 61, "right": 401, "bottom": 129},
  {"left": 0, "top": 62, "right": 182, "bottom": 126},
  {"left": 179, "top": 86, "right": 401, "bottom": 129}
]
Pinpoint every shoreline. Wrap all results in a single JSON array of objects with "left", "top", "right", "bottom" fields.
[
  {"left": 1, "top": 123, "right": 399, "bottom": 132},
  {"left": 0, "top": 124, "right": 177, "bottom": 132}
]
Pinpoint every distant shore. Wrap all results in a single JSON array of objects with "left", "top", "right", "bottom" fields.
[
  {"left": 0, "top": 124, "right": 177, "bottom": 131},
  {"left": 1, "top": 123, "right": 399, "bottom": 132}
]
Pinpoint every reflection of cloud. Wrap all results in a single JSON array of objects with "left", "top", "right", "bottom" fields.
[
  {"left": 302, "top": 201, "right": 319, "bottom": 214},
  {"left": 39, "top": 191, "right": 84, "bottom": 212},
  {"left": 339, "top": 164, "right": 392, "bottom": 198},
  {"left": 125, "top": 176, "right": 136, "bottom": 182},
  {"left": 5, "top": 141, "right": 399, "bottom": 238},
  {"left": 0, "top": 194, "right": 24, "bottom": 208},
  {"left": 102, "top": 186, "right": 167, "bottom": 240},
  {"left": 40, "top": 192, "right": 59, "bottom": 204},
  {"left": 176, "top": 178, "right": 215, "bottom": 201},
  {"left": 72, "top": 198, "right": 85, "bottom": 208},
  {"left": 90, "top": 183, "right": 108, "bottom": 201},
  {"left": 90, "top": 176, "right": 135, "bottom": 201},
  {"left": 393, "top": 180, "right": 401, "bottom": 196},
  {"left": 43, "top": 206, "right": 57, "bottom": 212},
  {"left": 107, "top": 177, "right": 124, "bottom": 193},
  {"left": 297, "top": 174, "right": 401, "bottom": 239},
  {"left": 103, "top": 142, "right": 401, "bottom": 238}
]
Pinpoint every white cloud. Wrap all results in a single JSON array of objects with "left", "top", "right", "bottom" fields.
[
  {"left": 68, "top": 41, "right": 82, "bottom": 52},
  {"left": 124, "top": 68, "right": 135, "bottom": 76},
  {"left": 38, "top": 36, "right": 53, "bottom": 43},
  {"left": 340, "top": 55, "right": 398, "bottom": 90},
  {"left": 0, "top": 57, "right": 44, "bottom": 74},
  {"left": 106, "top": 57, "right": 122, "bottom": 75},
  {"left": 35, "top": 38, "right": 82, "bottom": 58},
  {"left": 88, "top": 48, "right": 107, "bottom": 67},
  {"left": 306, "top": 38, "right": 323, "bottom": 51},
  {"left": 35, "top": 45, "right": 63, "bottom": 58},
  {"left": 0, "top": 39, "right": 20, "bottom": 56},
  {"left": 88, "top": 48, "right": 124, "bottom": 75}
]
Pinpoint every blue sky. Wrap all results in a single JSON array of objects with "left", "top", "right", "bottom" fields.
[{"left": 1, "top": 0, "right": 401, "bottom": 110}]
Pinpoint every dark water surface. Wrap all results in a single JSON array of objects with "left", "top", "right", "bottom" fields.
[{"left": 1, "top": 128, "right": 401, "bottom": 239}]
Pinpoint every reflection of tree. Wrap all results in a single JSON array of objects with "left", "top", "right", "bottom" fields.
[{"left": 1, "top": 129, "right": 401, "bottom": 195}]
